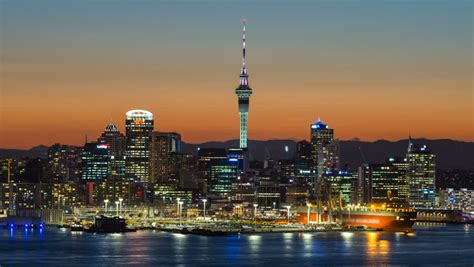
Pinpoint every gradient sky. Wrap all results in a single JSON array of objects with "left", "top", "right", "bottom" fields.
[{"left": 1, "top": 0, "right": 472, "bottom": 149}]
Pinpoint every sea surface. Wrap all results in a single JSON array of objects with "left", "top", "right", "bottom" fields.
[{"left": 1, "top": 223, "right": 473, "bottom": 266}]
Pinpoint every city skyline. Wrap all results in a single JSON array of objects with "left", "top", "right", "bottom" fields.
[{"left": 1, "top": 0, "right": 473, "bottom": 149}]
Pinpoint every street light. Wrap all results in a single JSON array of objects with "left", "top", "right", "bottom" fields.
[
  {"left": 178, "top": 201, "right": 184, "bottom": 226},
  {"left": 306, "top": 203, "right": 311, "bottom": 225},
  {"left": 286, "top": 205, "right": 291, "bottom": 225},
  {"left": 119, "top": 198, "right": 123, "bottom": 216},
  {"left": 104, "top": 199, "right": 109, "bottom": 213},
  {"left": 253, "top": 204, "right": 258, "bottom": 219},
  {"left": 176, "top": 197, "right": 181, "bottom": 217},
  {"left": 202, "top": 199, "right": 207, "bottom": 220},
  {"left": 115, "top": 201, "right": 119, "bottom": 217},
  {"left": 273, "top": 202, "right": 276, "bottom": 210}
]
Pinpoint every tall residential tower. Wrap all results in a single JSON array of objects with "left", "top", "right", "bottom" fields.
[{"left": 235, "top": 19, "right": 253, "bottom": 149}]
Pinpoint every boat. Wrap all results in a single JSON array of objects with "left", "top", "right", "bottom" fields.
[
  {"left": 339, "top": 209, "right": 416, "bottom": 232},
  {"left": 84, "top": 215, "right": 135, "bottom": 233},
  {"left": 296, "top": 204, "right": 417, "bottom": 232}
]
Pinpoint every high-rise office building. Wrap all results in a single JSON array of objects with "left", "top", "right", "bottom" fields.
[
  {"left": 125, "top": 110, "right": 154, "bottom": 183},
  {"left": 388, "top": 157, "right": 409, "bottom": 203},
  {"left": 197, "top": 148, "right": 238, "bottom": 195},
  {"left": 235, "top": 20, "right": 253, "bottom": 149},
  {"left": 407, "top": 139, "right": 436, "bottom": 209},
  {"left": 310, "top": 119, "right": 335, "bottom": 183},
  {"left": 98, "top": 123, "right": 127, "bottom": 180},
  {"left": 149, "top": 132, "right": 181, "bottom": 184},
  {"left": 359, "top": 164, "right": 402, "bottom": 204},
  {"left": 98, "top": 123, "right": 126, "bottom": 159},
  {"left": 47, "top": 144, "right": 68, "bottom": 183},
  {"left": 81, "top": 142, "right": 110, "bottom": 181}
]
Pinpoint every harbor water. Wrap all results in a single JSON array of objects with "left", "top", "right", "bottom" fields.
[{"left": 1, "top": 223, "right": 473, "bottom": 266}]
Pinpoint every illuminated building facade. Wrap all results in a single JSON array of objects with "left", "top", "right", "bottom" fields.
[
  {"left": 47, "top": 144, "right": 69, "bottom": 183},
  {"left": 359, "top": 164, "right": 401, "bottom": 204},
  {"left": 256, "top": 182, "right": 281, "bottom": 208},
  {"left": 407, "top": 140, "right": 436, "bottom": 209},
  {"left": 98, "top": 123, "right": 126, "bottom": 159},
  {"left": 92, "top": 180, "right": 131, "bottom": 205},
  {"left": 197, "top": 148, "right": 238, "bottom": 195},
  {"left": 81, "top": 142, "right": 110, "bottom": 181},
  {"left": 310, "top": 119, "right": 335, "bottom": 183},
  {"left": 324, "top": 170, "right": 358, "bottom": 205},
  {"left": 235, "top": 20, "right": 253, "bottom": 149},
  {"left": 388, "top": 157, "right": 409, "bottom": 202},
  {"left": 440, "top": 188, "right": 474, "bottom": 211},
  {"left": 149, "top": 132, "right": 181, "bottom": 184},
  {"left": 125, "top": 110, "right": 154, "bottom": 183},
  {"left": 151, "top": 183, "right": 193, "bottom": 204}
]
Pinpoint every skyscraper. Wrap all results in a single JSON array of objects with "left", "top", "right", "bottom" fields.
[
  {"left": 149, "top": 132, "right": 181, "bottom": 184},
  {"left": 125, "top": 110, "right": 154, "bottom": 183},
  {"left": 407, "top": 139, "right": 436, "bottom": 209},
  {"left": 81, "top": 142, "right": 110, "bottom": 181},
  {"left": 310, "top": 119, "right": 335, "bottom": 182},
  {"left": 359, "top": 164, "right": 402, "bottom": 204},
  {"left": 98, "top": 123, "right": 126, "bottom": 159},
  {"left": 235, "top": 20, "right": 253, "bottom": 149},
  {"left": 98, "top": 123, "right": 127, "bottom": 180}
]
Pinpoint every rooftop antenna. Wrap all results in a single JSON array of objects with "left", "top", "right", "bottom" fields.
[{"left": 239, "top": 18, "right": 249, "bottom": 87}]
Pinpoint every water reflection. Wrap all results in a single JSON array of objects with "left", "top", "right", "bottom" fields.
[
  {"left": 366, "top": 232, "right": 390, "bottom": 258},
  {"left": 248, "top": 235, "right": 262, "bottom": 253}
]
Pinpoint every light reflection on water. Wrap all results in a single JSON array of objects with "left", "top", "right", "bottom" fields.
[{"left": 1, "top": 224, "right": 473, "bottom": 266}]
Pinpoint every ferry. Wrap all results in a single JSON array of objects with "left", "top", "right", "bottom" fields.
[{"left": 84, "top": 215, "right": 135, "bottom": 233}]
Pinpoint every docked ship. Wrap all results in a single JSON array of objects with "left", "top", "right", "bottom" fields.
[
  {"left": 338, "top": 209, "right": 416, "bottom": 232},
  {"left": 296, "top": 204, "right": 417, "bottom": 232}
]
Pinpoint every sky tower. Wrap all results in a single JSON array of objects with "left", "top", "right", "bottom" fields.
[{"left": 235, "top": 19, "right": 253, "bottom": 149}]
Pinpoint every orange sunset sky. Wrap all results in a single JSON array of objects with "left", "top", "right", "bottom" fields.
[{"left": 0, "top": 1, "right": 472, "bottom": 149}]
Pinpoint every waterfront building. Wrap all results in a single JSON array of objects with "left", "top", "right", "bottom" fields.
[
  {"left": 230, "top": 182, "right": 255, "bottom": 203},
  {"left": 151, "top": 183, "right": 193, "bottom": 204},
  {"left": 284, "top": 185, "right": 309, "bottom": 206},
  {"left": 50, "top": 183, "right": 86, "bottom": 208},
  {"left": 256, "top": 181, "right": 281, "bottom": 209},
  {"left": 359, "top": 164, "right": 402, "bottom": 204},
  {"left": 440, "top": 188, "right": 474, "bottom": 212},
  {"left": 125, "top": 110, "right": 154, "bottom": 183},
  {"left": 235, "top": 20, "right": 253, "bottom": 149},
  {"left": 81, "top": 142, "right": 110, "bottom": 181},
  {"left": 92, "top": 180, "right": 132, "bottom": 205},
  {"left": 406, "top": 140, "right": 436, "bottom": 209},
  {"left": 388, "top": 157, "right": 410, "bottom": 202}
]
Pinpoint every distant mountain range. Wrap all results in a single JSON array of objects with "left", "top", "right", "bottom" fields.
[{"left": 1, "top": 139, "right": 472, "bottom": 170}]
